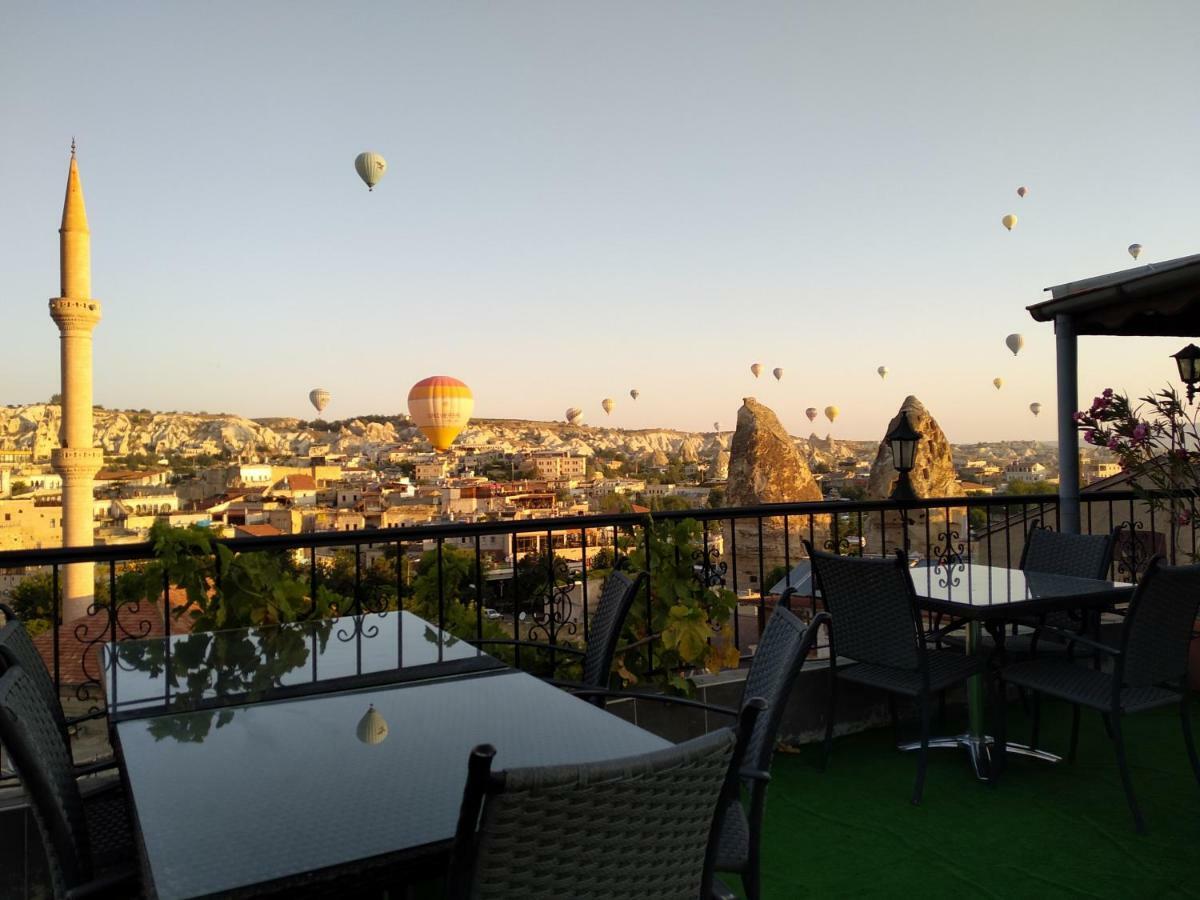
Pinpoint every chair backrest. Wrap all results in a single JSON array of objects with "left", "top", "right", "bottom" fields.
[
  {"left": 449, "top": 701, "right": 765, "bottom": 900},
  {"left": 0, "top": 667, "right": 92, "bottom": 896},
  {"left": 0, "top": 617, "right": 71, "bottom": 750},
  {"left": 581, "top": 570, "right": 646, "bottom": 689},
  {"left": 805, "top": 542, "right": 922, "bottom": 671},
  {"left": 1020, "top": 521, "right": 1117, "bottom": 581},
  {"left": 1116, "top": 557, "right": 1200, "bottom": 688},
  {"left": 740, "top": 607, "right": 828, "bottom": 774}
]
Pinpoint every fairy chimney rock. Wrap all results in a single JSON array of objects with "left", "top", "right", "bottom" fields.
[
  {"left": 727, "top": 398, "right": 822, "bottom": 504},
  {"left": 867, "top": 396, "right": 963, "bottom": 499}
]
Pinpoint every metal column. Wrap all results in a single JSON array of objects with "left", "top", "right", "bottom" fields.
[{"left": 1055, "top": 313, "right": 1080, "bottom": 533}]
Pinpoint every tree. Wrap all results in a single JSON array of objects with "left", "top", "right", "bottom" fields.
[{"left": 706, "top": 487, "right": 726, "bottom": 509}]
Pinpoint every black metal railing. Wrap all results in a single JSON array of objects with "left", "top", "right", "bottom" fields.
[{"left": 0, "top": 489, "right": 1192, "bottom": 780}]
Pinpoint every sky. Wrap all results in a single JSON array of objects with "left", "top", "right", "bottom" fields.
[{"left": 2, "top": 1, "right": 1199, "bottom": 442}]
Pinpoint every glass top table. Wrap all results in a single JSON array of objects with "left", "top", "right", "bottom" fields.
[
  {"left": 910, "top": 563, "right": 1134, "bottom": 617},
  {"left": 116, "top": 667, "right": 671, "bottom": 899},
  {"left": 101, "top": 610, "right": 505, "bottom": 720}
]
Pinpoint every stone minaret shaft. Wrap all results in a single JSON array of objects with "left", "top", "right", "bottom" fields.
[{"left": 49, "top": 144, "right": 103, "bottom": 622}]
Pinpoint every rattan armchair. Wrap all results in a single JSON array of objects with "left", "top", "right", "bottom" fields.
[
  {"left": 0, "top": 666, "right": 138, "bottom": 899},
  {"left": 0, "top": 607, "right": 115, "bottom": 779},
  {"left": 999, "top": 557, "right": 1200, "bottom": 833},
  {"left": 476, "top": 570, "right": 648, "bottom": 705},
  {"left": 446, "top": 699, "right": 766, "bottom": 900},
  {"left": 805, "top": 542, "right": 984, "bottom": 804}
]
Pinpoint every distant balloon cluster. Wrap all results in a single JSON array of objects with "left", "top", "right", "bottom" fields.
[{"left": 1000, "top": 182, "right": 1143, "bottom": 261}]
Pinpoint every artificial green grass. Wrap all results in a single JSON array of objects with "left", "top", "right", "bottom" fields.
[{"left": 756, "top": 699, "right": 1200, "bottom": 899}]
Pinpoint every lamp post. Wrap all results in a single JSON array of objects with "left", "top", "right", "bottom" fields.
[
  {"left": 886, "top": 411, "right": 921, "bottom": 502},
  {"left": 1172, "top": 344, "right": 1200, "bottom": 404}
]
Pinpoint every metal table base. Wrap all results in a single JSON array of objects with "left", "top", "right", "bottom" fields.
[{"left": 898, "top": 734, "right": 1061, "bottom": 781}]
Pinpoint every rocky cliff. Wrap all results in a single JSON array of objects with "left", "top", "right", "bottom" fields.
[
  {"left": 865, "top": 396, "right": 965, "bottom": 561},
  {"left": 724, "top": 398, "right": 825, "bottom": 595}
]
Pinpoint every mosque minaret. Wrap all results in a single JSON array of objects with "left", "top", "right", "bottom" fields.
[{"left": 49, "top": 142, "right": 103, "bottom": 622}]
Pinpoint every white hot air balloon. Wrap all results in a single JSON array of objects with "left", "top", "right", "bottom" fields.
[
  {"left": 1128, "top": 243, "right": 1143, "bottom": 261},
  {"left": 630, "top": 389, "right": 640, "bottom": 400},
  {"left": 354, "top": 152, "right": 387, "bottom": 191},
  {"left": 565, "top": 407, "right": 583, "bottom": 425},
  {"left": 308, "top": 388, "right": 330, "bottom": 416},
  {"left": 713, "top": 421, "right": 720, "bottom": 432},
  {"left": 601, "top": 398, "right": 615, "bottom": 415},
  {"left": 750, "top": 363, "right": 763, "bottom": 378},
  {"left": 1005, "top": 333, "right": 1024, "bottom": 356},
  {"left": 356, "top": 704, "right": 389, "bottom": 745},
  {"left": 1029, "top": 402, "right": 1042, "bottom": 417},
  {"left": 877, "top": 366, "right": 888, "bottom": 380},
  {"left": 772, "top": 367, "right": 784, "bottom": 382}
]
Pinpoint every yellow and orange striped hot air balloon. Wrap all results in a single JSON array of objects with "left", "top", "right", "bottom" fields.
[{"left": 407, "top": 376, "right": 473, "bottom": 451}]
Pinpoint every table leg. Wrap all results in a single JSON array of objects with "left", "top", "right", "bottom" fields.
[{"left": 899, "top": 620, "right": 1061, "bottom": 780}]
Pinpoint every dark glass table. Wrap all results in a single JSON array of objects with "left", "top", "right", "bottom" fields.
[
  {"left": 907, "top": 562, "right": 1133, "bottom": 778},
  {"left": 116, "top": 668, "right": 670, "bottom": 899},
  {"left": 101, "top": 611, "right": 505, "bottom": 721}
]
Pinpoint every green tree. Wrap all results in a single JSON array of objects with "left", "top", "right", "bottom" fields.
[{"left": 706, "top": 487, "right": 726, "bottom": 509}]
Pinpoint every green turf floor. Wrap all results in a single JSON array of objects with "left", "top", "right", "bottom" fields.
[{"left": 753, "top": 698, "right": 1200, "bottom": 899}]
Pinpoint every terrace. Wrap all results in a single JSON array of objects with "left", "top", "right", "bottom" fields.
[{"left": 1, "top": 486, "right": 1196, "bottom": 897}]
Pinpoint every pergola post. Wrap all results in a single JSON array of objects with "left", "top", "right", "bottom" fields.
[{"left": 1055, "top": 313, "right": 1080, "bottom": 533}]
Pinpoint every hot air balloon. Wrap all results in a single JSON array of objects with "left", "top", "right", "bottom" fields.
[
  {"left": 630, "top": 389, "right": 640, "bottom": 400},
  {"left": 1005, "top": 333, "right": 1024, "bottom": 356},
  {"left": 1001, "top": 214, "right": 1017, "bottom": 231},
  {"left": 308, "top": 388, "right": 330, "bottom": 415},
  {"left": 750, "top": 363, "right": 763, "bottom": 378},
  {"left": 824, "top": 406, "right": 839, "bottom": 424},
  {"left": 1128, "top": 243, "right": 1142, "bottom": 261},
  {"left": 1017, "top": 186, "right": 1028, "bottom": 198},
  {"left": 805, "top": 407, "right": 818, "bottom": 423},
  {"left": 354, "top": 152, "right": 387, "bottom": 191},
  {"left": 1029, "top": 402, "right": 1042, "bottom": 417},
  {"left": 407, "top": 376, "right": 473, "bottom": 452},
  {"left": 601, "top": 398, "right": 615, "bottom": 415},
  {"left": 877, "top": 366, "right": 888, "bottom": 380},
  {"left": 993, "top": 378, "right": 1004, "bottom": 390},
  {"left": 713, "top": 421, "right": 720, "bottom": 432},
  {"left": 565, "top": 407, "right": 583, "bottom": 425},
  {"left": 772, "top": 367, "right": 784, "bottom": 381}
]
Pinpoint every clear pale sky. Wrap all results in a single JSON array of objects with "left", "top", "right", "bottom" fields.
[{"left": 2, "top": 2, "right": 1198, "bottom": 441}]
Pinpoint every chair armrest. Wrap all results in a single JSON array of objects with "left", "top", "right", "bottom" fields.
[
  {"left": 74, "top": 759, "right": 118, "bottom": 778},
  {"left": 567, "top": 688, "right": 739, "bottom": 717},
  {"left": 739, "top": 767, "right": 771, "bottom": 784},
  {"left": 64, "top": 864, "right": 139, "bottom": 899},
  {"left": 1039, "top": 625, "right": 1121, "bottom": 656}
]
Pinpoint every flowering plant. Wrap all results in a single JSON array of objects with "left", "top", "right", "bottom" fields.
[{"left": 1074, "top": 386, "right": 1200, "bottom": 532}]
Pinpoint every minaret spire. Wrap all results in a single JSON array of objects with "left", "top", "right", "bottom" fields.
[{"left": 49, "top": 142, "right": 103, "bottom": 621}]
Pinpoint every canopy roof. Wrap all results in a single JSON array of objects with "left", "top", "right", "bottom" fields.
[{"left": 1027, "top": 252, "right": 1200, "bottom": 336}]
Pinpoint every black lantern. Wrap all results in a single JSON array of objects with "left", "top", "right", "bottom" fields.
[
  {"left": 1172, "top": 344, "right": 1200, "bottom": 404},
  {"left": 886, "top": 410, "right": 921, "bottom": 502}
]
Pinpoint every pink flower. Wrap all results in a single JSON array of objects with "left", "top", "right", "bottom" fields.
[
  {"left": 1179, "top": 511, "right": 1192, "bottom": 527},
  {"left": 1107, "top": 436, "right": 1121, "bottom": 451},
  {"left": 1082, "top": 429, "right": 1096, "bottom": 444},
  {"left": 1073, "top": 411, "right": 1085, "bottom": 423},
  {"left": 1102, "top": 388, "right": 1114, "bottom": 399},
  {"left": 1131, "top": 423, "right": 1149, "bottom": 443}
]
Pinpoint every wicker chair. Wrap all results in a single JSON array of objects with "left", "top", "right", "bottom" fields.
[
  {"left": 0, "top": 666, "right": 138, "bottom": 899},
  {"left": 0, "top": 606, "right": 115, "bottom": 779},
  {"left": 805, "top": 542, "right": 983, "bottom": 804},
  {"left": 446, "top": 699, "right": 766, "bottom": 900},
  {"left": 479, "top": 570, "right": 648, "bottom": 705},
  {"left": 940, "top": 521, "right": 1119, "bottom": 658},
  {"left": 999, "top": 557, "right": 1200, "bottom": 833},
  {"left": 582, "top": 605, "right": 828, "bottom": 898}
]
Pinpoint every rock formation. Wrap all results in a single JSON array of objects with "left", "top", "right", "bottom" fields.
[
  {"left": 724, "top": 398, "right": 824, "bottom": 593},
  {"left": 865, "top": 396, "right": 965, "bottom": 561}
]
